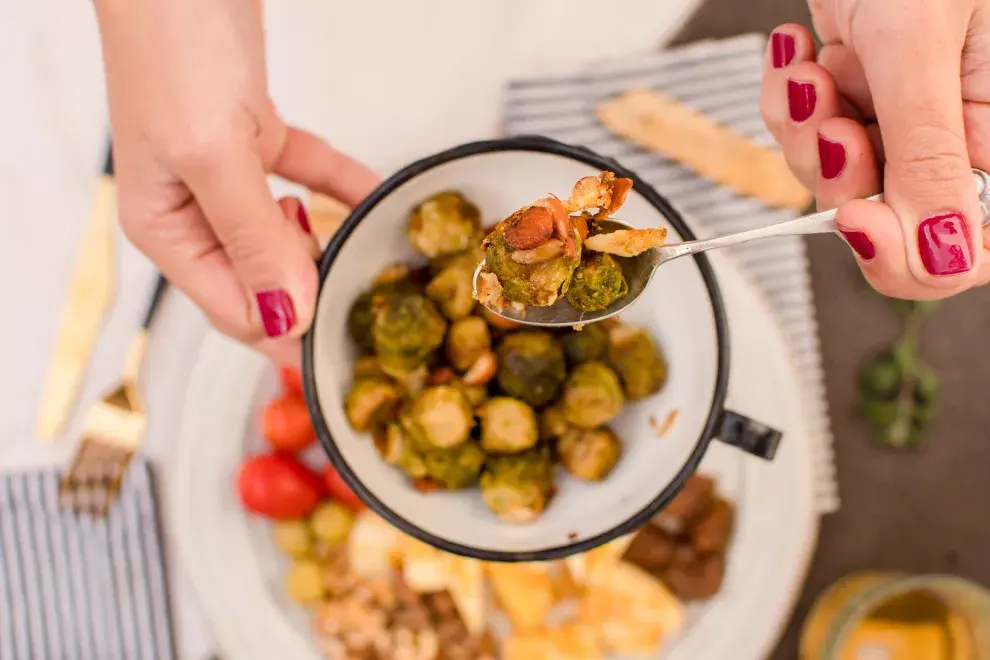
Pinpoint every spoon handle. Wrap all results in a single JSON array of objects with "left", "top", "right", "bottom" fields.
[{"left": 657, "top": 168, "right": 990, "bottom": 263}]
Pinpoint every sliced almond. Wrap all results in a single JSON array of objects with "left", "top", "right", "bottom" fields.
[
  {"left": 462, "top": 352, "right": 497, "bottom": 385},
  {"left": 509, "top": 240, "right": 564, "bottom": 264}
]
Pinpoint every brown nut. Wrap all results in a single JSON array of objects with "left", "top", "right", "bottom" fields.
[
  {"left": 690, "top": 498, "right": 734, "bottom": 553},
  {"left": 503, "top": 206, "right": 554, "bottom": 250},
  {"left": 651, "top": 474, "right": 714, "bottom": 535},
  {"left": 622, "top": 524, "right": 676, "bottom": 572},
  {"left": 462, "top": 351, "right": 497, "bottom": 385},
  {"left": 663, "top": 552, "right": 725, "bottom": 601}
]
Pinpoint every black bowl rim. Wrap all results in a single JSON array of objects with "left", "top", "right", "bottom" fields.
[{"left": 302, "top": 135, "right": 730, "bottom": 562}]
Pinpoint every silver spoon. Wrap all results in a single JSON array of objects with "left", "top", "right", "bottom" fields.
[{"left": 475, "top": 168, "right": 990, "bottom": 328}]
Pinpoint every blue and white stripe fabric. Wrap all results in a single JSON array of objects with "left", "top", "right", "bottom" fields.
[
  {"left": 0, "top": 457, "right": 175, "bottom": 660},
  {"left": 505, "top": 34, "right": 839, "bottom": 513}
]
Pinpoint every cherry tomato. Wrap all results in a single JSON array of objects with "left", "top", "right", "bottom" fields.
[
  {"left": 263, "top": 395, "right": 316, "bottom": 453},
  {"left": 238, "top": 453, "right": 325, "bottom": 520},
  {"left": 323, "top": 464, "right": 365, "bottom": 512},
  {"left": 280, "top": 365, "right": 304, "bottom": 398}
]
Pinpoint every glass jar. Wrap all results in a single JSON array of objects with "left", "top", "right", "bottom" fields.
[{"left": 801, "top": 572, "right": 990, "bottom": 659}]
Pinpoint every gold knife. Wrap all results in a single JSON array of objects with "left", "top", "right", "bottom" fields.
[{"left": 36, "top": 147, "right": 117, "bottom": 441}]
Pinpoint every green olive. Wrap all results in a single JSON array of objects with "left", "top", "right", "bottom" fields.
[
  {"left": 285, "top": 560, "right": 326, "bottom": 605},
  {"left": 272, "top": 519, "right": 313, "bottom": 559},
  {"left": 310, "top": 501, "right": 355, "bottom": 547}
]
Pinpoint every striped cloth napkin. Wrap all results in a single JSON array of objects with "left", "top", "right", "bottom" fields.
[
  {"left": 505, "top": 33, "right": 839, "bottom": 513},
  {"left": 0, "top": 457, "right": 176, "bottom": 660}
]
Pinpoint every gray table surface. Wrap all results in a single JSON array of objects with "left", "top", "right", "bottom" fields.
[{"left": 673, "top": 1, "right": 990, "bottom": 657}]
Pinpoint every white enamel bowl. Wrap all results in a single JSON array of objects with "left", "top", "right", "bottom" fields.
[{"left": 302, "top": 136, "right": 782, "bottom": 561}]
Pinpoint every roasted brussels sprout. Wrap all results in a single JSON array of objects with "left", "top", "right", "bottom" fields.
[
  {"left": 346, "top": 291, "right": 377, "bottom": 353},
  {"left": 407, "top": 191, "right": 483, "bottom": 259},
  {"left": 272, "top": 520, "right": 313, "bottom": 559},
  {"left": 560, "top": 362, "right": 624, "bottom": 429},
  {"left": 371, "top": 292, "right": 447, "bottom": 378},
  {"left": 458, "top": 382, "right": 489, "bottom": 408},
  {"left": 353, "top": 355, "right": 387, "bottom": 381},
  {"left": 446, "top": 317, "right": 492, "bottom": 371},
  {"left": 496, "top": 331, "right": 567, "bottom": 407},
  {"left": 557, "top": 427, "right": 621, "bottom": 481},
  {"left": 607, "top": 325, "right": 668, "bottom": 399},
  {"left": 345, "top": 378, "right": 402, "bottom": 432},
  {"left": 480, "top": 397, "right": 539, "bottom": 453},
  {"left": 483, "top": 230, "right": 581, "bottom": 307},
  {"left": 424, "top": 441, "right": 486, "bottom": 489},
  {"left": 561, "top": 323, "right": 609, "bottom": 365},
  {"left": 426, "top": 251, "right": 478, "bottom": 321},
  {"left": 384, "top": 423, "right": 428, "bottom": 478},
  {"left": 310, "top": 501, "right": 355, "bottom": 547},
  {"left": 402, "top": 385, "right": 475, "bottom": 449},
  {"left": 565, "top": 253, "right": 629, "bottom": 311},
  {"left": 285, "top": 560, "right": 326, "bottom": 605},
  {"left": 347, "top": 272, "right": 422, "bottom": 352},
  {"left": 480, "top": 448, "right": 555, "bottom": 523},
  {"left": 539, "top": 405, "right": 569, "bottom": 440}
]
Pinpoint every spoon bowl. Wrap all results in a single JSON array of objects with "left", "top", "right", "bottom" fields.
[
  {"left": 476, "top": 168, "right": 990, "bottom": 328},
  {"left": 472, "top": 218, "right": 655, "bottom": 327}
]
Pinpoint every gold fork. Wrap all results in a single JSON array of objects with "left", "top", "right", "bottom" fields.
[{"left": 59, "top": 274, "right": 169, "bottom": 516}]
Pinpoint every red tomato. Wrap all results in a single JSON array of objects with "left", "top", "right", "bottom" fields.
[
  {"left": 280, "top": 365, "right": 304, "bottom": 398},
  {"left": 237, "top": 453, "right": 325, "bottom": 519},
  {"left": 262, "top": 395, "right": 316, "bottom": 452},
  {"left": 323, "top": 464, "right": 365, "bottom": 512}
]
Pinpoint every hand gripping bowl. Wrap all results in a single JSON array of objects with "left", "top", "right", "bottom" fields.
[{"left": 302, "top": 135, "right": 782, "bottom": 562}]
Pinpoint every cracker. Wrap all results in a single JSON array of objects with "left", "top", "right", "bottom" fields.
[
  {"left": 486, "top": 562, "right": 555, "bottom": 631},
  {"left": 595, "top": 88, "right": 813, "bottom": 211},
  {"left": 308, "top": 192, "right": 350, "bottom": 240}
]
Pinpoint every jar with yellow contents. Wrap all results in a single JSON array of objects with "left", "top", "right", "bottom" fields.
[{"left": 801, "top": 573, "right": 990, "bottom": 659}]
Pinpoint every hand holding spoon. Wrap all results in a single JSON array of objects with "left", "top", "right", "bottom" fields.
[{"left": 474, "top": 168, "right": 990, "bottom": 328}]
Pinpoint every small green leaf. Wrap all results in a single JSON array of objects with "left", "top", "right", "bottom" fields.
[
  {"left": 861, "top": 398, "right": 899, "bottom": 427},
  {"left": 859, "top": 353, "right": 901, "bottom": 399}
]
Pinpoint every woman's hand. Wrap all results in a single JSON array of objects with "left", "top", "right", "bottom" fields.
[
  {"left": 95, "top": 0, "right": 378, "bottom": 365},
  {"left": 761, "top": 0, "right": 990, "bottom": 300}
]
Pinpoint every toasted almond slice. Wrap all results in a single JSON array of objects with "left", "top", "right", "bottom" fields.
[
  {"left": 476, "top": 271, "right": 507, "bottom": 312},
  {"left": 509, "top": 239, "right": 565, "bottom": 264},
  {"left": 596, "top": 89, "right": 812, "bottom": 211},
  {"left": 584, "top": 227, "right": 668, "bottom": 256},
  {"left": 462, "top": 352, "right": 497, "bottom": 385}
]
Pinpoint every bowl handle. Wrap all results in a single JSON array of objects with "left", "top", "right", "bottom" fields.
[{"left": 714, "top": 410, "right": 782, "bottom": 460}]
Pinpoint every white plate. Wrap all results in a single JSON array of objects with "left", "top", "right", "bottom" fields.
[
  {"left": 173, "top": 251, "right": 818, "bottom": 660},
  {"left": 263, "top": 0, "right": 705, "bottom": 175}
]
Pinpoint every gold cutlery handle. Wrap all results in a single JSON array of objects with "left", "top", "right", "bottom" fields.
[{"left": 36, "top": 174, "right": 118, "bottom": 440}]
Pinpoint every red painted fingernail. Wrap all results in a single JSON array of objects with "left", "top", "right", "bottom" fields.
[
  {"left": 787, "top": 80, "right": 816, "bottom": 122},
  {"left": 256, "top": 288, "right": 297, "bottom": 337},
  {"left": 838, "top": 228, "right": 875, "bottom": 261},
  {"left": 917, "top": 212, "right": 972, "bottom": 276},
  {"left": 771, "top": 33, "right": 796, "bottom": 68},
  {"left": 818, "top": 135, "right": 846, "bottom": 180},
  {"left": 296, "top": 203, "right": 311, "bottom": 234}
]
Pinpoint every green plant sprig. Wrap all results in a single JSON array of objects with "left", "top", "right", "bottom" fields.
[{"left": 858, "top": 299, "right": 939, "bottom": 449}]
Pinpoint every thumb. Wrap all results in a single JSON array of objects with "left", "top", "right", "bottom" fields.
[
  {"left": 184, "top": 145, "right": 318, "bottom": 340},
  {"left": 855, "top": 3, "right": 981, "bottom": 288}
]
